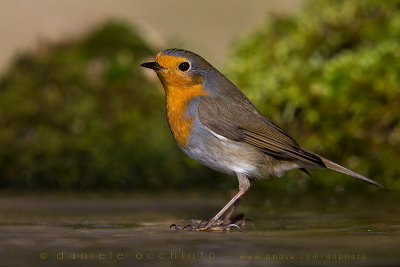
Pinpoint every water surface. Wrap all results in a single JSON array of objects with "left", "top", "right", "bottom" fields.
[{"left": 0, "top": 191, "right": 399, "bottom": 266}]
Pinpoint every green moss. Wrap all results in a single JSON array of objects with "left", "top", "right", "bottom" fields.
[
  {"left": 1, "top": 0, "right": 399, "bottom": 192},
  {"left": 228, "top": 0, "right": 400, "bottom": 191},
  {"left": 0, "top": 21, "right": 220, "bottom": 190}
]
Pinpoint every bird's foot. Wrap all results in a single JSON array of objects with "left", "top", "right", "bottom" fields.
[{"left": 169, "top": 214, "right": 246, "bottom": 232}]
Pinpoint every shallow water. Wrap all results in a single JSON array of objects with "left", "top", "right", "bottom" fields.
[{"left": 0, "top": 191, "right": 399, "bottom": 266}]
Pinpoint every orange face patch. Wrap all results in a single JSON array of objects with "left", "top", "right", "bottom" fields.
[
  {"left": 154, "top": 53, "right": 207, "bottom": 148},
  {"left": 155, "top": 53, "right": 201, "bottom": 87}
]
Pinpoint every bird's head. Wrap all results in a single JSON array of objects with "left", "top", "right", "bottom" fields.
[{"left": 141, "top": 48, "right": 215, "bottom": 90}]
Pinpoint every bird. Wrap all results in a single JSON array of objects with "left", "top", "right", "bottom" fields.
[{"left": 140, "top": 48, "right": 383, "bottom": 231}]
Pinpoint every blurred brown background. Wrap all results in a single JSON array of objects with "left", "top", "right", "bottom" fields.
[{"left": 0, "top": 0, "right": 302, "bottom": 72}]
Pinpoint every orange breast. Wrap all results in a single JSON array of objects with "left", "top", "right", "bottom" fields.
[{"left": 165, "top": 84, "right": 207, "bottom": 148}]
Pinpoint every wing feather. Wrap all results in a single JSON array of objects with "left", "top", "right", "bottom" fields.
[{"left": 198, "top": 95, "right": 325, "bottom": 168}]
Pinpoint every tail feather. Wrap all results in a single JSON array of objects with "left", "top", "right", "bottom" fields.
[{"left": 320, "top": 157, "right": 384, "bottom": 188}]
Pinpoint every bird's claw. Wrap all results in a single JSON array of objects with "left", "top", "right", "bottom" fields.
[
  {"left": 183, "top": 224, "right": 199, "bottom": 230},
  {"left": 169, "top": 224, "right": 182, "bottom": 230},
  {"left": 169, "top": 216, "right": 245, "bottom": 232},
  {"left": 226, "top": 223, "right": 241, "bottom": 231}
]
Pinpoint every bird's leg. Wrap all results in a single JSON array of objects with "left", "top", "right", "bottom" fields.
[
  {"left": 205, "top": 173, "right": 252, "bottom": 229},
  {"left": 169, "top": 173, "right": 253, "bottom": 231},
  {"left": 223, "top": 195, "right": 243, "bottom": 225}
]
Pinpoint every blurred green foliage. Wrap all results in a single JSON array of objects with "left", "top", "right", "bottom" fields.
[
  {"left": 0, "top": 0, "right": 399, "bottom": 192},
  {"left": 0, "top": 21, "right": 221, "bottom": 190},
  {"left": 228, "top": 0, "right": 400, "bottom": 191}
]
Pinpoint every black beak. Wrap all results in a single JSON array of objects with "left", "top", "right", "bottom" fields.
[{"left": 140, "top": 61, "right": 164, "bottom": 70}]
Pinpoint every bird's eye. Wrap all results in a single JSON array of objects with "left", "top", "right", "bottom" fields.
[{"left": 178, "top": 62, "right": 190, "bottom": 72}]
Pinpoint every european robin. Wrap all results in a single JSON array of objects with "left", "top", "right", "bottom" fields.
[{"left": 141, "top": 48, "right": 383, "bottom": 231}]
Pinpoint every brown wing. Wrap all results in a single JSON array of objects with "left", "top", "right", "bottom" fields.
[{"left": 198, "top": 95, "right": 325, "bottom": 168}]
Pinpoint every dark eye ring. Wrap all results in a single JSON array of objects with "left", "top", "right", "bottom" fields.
[{"left": 178, "top": 62, "right": 190, "bottom": 72}]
